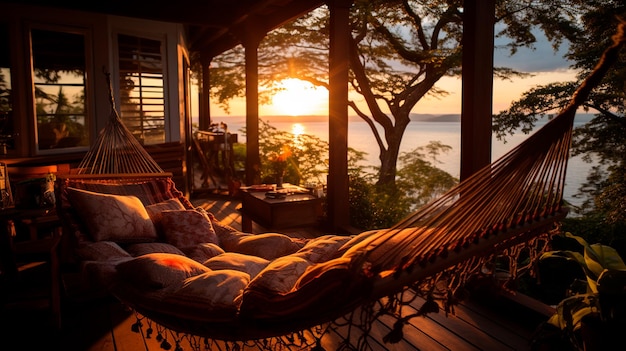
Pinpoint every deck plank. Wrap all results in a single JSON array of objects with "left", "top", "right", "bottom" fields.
[{"left": 404, "top": 293, "right": 531, "bottom": 350}]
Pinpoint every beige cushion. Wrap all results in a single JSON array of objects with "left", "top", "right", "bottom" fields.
[
  {"left": 160, "top": 269, "right": 250, "bottom": 320},
  {"left": 66, "top": 187, "right": 157, "bottom": 243},
  {"left": 247, "top": 256, "right": 312, "bottom": 294},
  {"left": 160, "top": 210, "right": 219, "bottom": 249},
  {"left": 204, "top": 252, "right": 270, "bottom": 279},
  {"left": 116, "top": 253, "right": 211, "bottom": 289},
  {"left": 293, "top": 235, "right": 352, "bottom": 263},
  {"left": 230, "top": 233, "right": 304, "bottom": 260}
]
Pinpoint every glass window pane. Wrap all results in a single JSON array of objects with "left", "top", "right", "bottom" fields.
[
  {"left": 0, "top": 23, "right": 14, "bottom": 154},
  {"left": 31, "top": 28, "right": 89, "bottom": 151},
  {"left": 118, "top": 34, "right": 165, "bottom": 145}
]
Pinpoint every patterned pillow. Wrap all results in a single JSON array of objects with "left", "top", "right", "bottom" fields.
[
  {"left": 160, "top": 210, "right": 219, "bottom": 249},
  {"left": 66, "top": 187, "right": 157, "bottom": 243},
  {"left": 144, "top": 198, "right": 186, "bottom": 236}
]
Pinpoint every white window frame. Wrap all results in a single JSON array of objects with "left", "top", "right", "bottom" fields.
[{"left": 110, "top": 17, "right": 180, "bottom": 144}]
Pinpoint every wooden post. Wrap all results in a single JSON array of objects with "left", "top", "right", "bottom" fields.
[
  {"left": 327, "top": 0, "right": 352, "bottom": 232},
  {"left": 460, "top": 0, "right": 495, "bottom": 180},
  {"left": 241, "top": 26, "right": 264, "bottom": 187},
  {"left": 199, "top": 53, "right": 212, "bottom": 131}
]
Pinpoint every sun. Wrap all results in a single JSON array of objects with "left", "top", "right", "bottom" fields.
[{"left": 271, "top": 78, "right": 327, "bottom": 116}]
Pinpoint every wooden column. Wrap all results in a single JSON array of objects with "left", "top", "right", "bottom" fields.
[
  {"left": 241, "top": 29, "right": 264, "bottom": 186},
  {"left": 199, "top": 53, "right": 212, "bottom": 131},
  {"left": 460, "top": 0, "right": 495, "bottom": 180},
  {"left": 327, "top": 0, "right": 352, "bottom": 231}
]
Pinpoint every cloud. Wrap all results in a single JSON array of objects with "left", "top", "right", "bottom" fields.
[{"left": 493, "top": 30, "right": 572, "bottom": 72}]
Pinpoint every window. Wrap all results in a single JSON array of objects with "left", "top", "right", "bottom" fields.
[
  {"left": 118, "top": 34, "right": 166, "bottom": 145},
  {"left": 31, "top": 28, "right": 89, "bottom": 151},
  {"left": 0, "top": 23, "right": 13, "bottom": 154}
]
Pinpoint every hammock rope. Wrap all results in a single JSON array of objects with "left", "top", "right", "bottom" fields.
[
  {"left": 76, "top": 70, "right": 165, "bottom": 175},
  {"left": 346, "top": 20, "right": 626, "bottom": 301}
]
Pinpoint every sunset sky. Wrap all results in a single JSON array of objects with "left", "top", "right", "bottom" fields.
[{"left": 208, "top": 31, "right": 577, "bottom": 117}]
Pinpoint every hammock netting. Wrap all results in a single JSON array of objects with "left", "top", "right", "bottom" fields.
[
  {"left": 66, "top": 24, "right": 625, "bottom": 350},
  {"left": 76, "top": 72, "right": 166, "bottom": 175}
]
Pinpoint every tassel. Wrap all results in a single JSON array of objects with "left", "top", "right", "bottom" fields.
[
  {"left": 160, "top": 339, "right": 172, "bottom": 350},
  {"left": 311, "top": 339, "right": 326, "bottom": 351},
  {"left": 382, "top": 320, "right": 404, "bottom": 344},
  {"left": 131, "top": 321, "right": 142, "bottom": 333}
]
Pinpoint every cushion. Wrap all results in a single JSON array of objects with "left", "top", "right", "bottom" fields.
[
  {"left": 230, "top": 233, "right": 305, "bottom": 260},
  {"left": 198, "top": 208, "right": 243, "bottom": 243},
  {"left": 66, "top": 187, "right": 157, "bottom": 243},
  {"left": 247, "top": 256, "right": 312, "bottom": 294},
  {"left": 160, "top": 269, "right": 250, "bottom": 320},
  {"left": 116, "top": 253, "right": 211, "bottom": 289},
  {"left": 63, "top": 177, "right": 186, "bottom": 207},
  {"left": 145, "top": 198, "right": 186, "bottom": 235},
  {"left": 125, "top": 242, "right": 185, "bottom": 257},
  {"left": 76, "top": 241, "right": 132, "bottom": 261},
  {"left": 160, "top": 210, "right": 219, "bottom": 249},
  {"left": 183, "top": 243, "right": 225, "bottom": 263},
  {"left": 293, "top": 235, "right": 353, "bottom": 263},
  {"left": 203, "top": 252, "right": 270, "bottom": 279}
]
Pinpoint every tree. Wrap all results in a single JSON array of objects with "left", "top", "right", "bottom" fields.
[
  {"left": 208, "top": 0, "right": 590, "bottom": 188},
  {"left": 493, "top": 5, "right": 626, "bottom": 223}
]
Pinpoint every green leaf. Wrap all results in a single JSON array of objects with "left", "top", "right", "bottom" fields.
[
  {"left": 589, "top": 244, "right": 626, "bottom": 270},
  {"left": 597, "top": 269, "right": 626, "bottom": 294}
]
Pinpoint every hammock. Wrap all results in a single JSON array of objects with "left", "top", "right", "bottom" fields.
[
  {"left": 76, "top": 71, "right": 167, "bottom": 176},
  {"left": 64, "top": 24, "right": 625, "bottom": 349}
]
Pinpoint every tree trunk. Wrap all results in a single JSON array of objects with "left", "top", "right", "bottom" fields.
[{"left": 376, "top": 123, "right": 407, "bottom": 188}]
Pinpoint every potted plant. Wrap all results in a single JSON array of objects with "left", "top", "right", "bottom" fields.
[{"left": 532, "top": 232, "right": 626, "bottom": 350}]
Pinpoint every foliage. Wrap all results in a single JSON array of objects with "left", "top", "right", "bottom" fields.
[
  {"left": 205, "top": 0, "right": 591, "bottom": 189},
  {"left": 246, "top": 120, "right": 456, "bottom": 230},
  {"left": 493, "top": 6, "right": 626, "bottom": 241},
  {"left": 561, "top": 215, "right": 626, "bottom": 260},
  {"left": 396, "top": 141, "right": 458, "bottom": 210},
  {"left": 533, "top": 232, "right": 626, "bottom": 350},
  {"left": 230, "top": 142, "right": 246, "bottom": 177},
  {"left": 348, "top": 169, "right": 411, "bottom": 229},
  {"left": 253, "top": 119, "right": 330, "bottom": 185},
  {"left": 349, "top": 140, "right": 457, "bottom": 230}
]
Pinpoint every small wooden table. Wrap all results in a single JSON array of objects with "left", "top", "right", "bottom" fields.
[{"left": 240, "top": 185, "right": 323, "bottom": 232}]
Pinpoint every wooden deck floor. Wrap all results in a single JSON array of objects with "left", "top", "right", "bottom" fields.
[{"left": 0, "top": 194, "right": 550, "bottom": 350}]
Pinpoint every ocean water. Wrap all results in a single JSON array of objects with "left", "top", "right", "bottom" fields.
[{"left": 211, "top": 115, "right": 595, "bottom": 208}]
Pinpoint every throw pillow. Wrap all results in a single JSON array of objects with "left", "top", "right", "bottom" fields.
[
  {"left": 116, "top": 252, "right": 210, "bottom": 289},
  {"left": 160, "top": 210, "right": 219, "bottom": 249},
  {"left": 125, "top": 242, "right": 185, "bottom": 257},
  {"left": 204, "top": 252, "right": 270, "bottom": 279},
  {"left": 75, "top": 241, "right": 132, "bottom": 261},
  {"left": 66, "top": 187, "right": 157, "bottom": 243},
  {"left": 144, "top": 198, "right": 186, "bottom": 236}
]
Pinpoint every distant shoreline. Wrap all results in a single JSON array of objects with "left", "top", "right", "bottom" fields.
[
  {"left": 210, "top": 114, "right": 460, "bottom": 123},
  {"left": 210, "top": 112, "right": 595, "bottom": 124}
]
